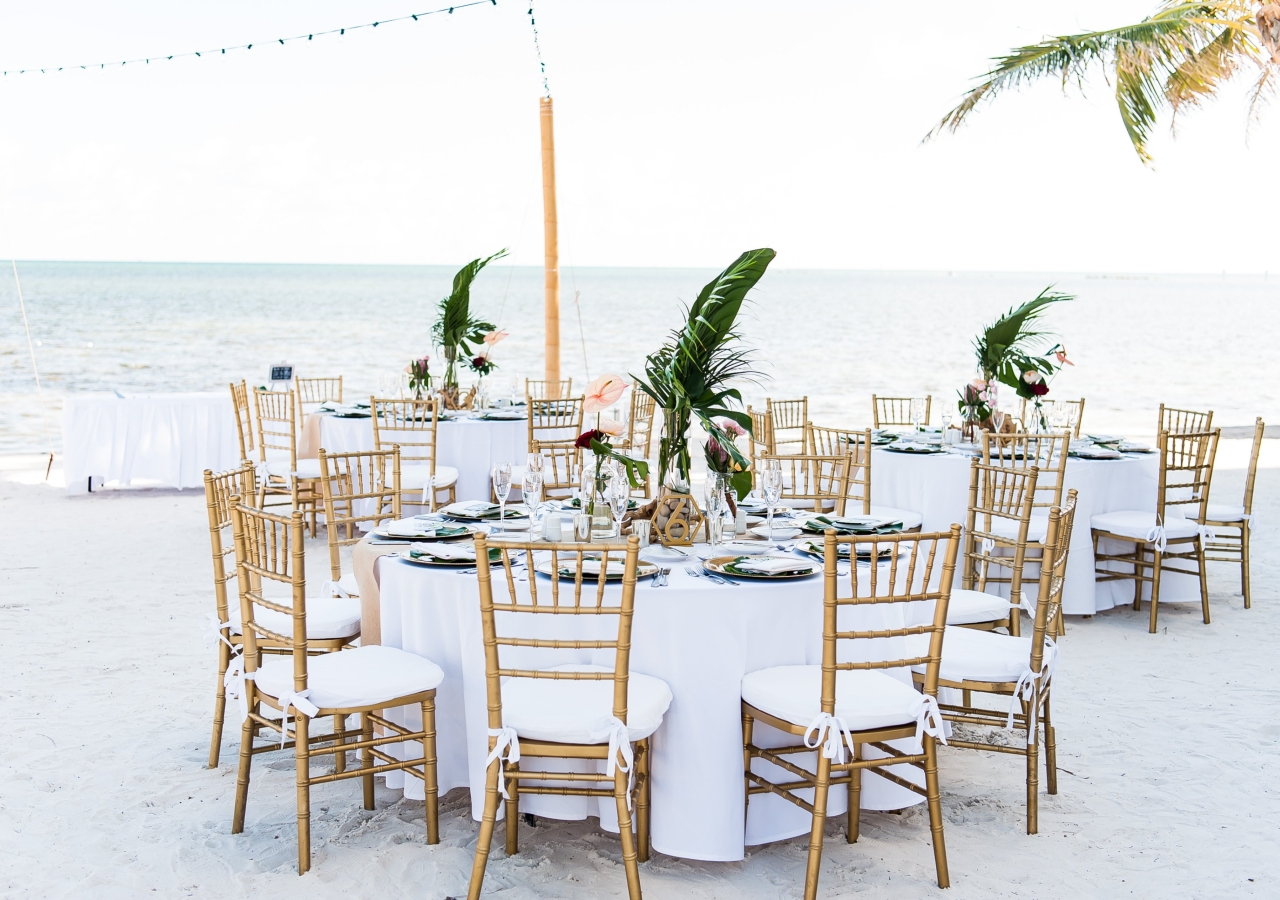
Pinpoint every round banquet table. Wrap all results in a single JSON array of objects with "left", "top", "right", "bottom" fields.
[
  {"left": 869, "top": 446, "right": 1198, "bottom": 614},
  {"left": 370, "top": 544, "right": 938, "bottom": 862},
  {"left": 300, "top": 412, "right": 528, "bottom": 501}
]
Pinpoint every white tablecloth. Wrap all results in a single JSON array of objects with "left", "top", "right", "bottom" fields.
[
  {"left": 61, "top": 392, "right": 239, "bottom": 494},
  {"left": 307, "top": 414, "right": 528, "bottom": 501},
  {"left": 374, "top": 546, "right": 935, "bottom": 862},
  {"left": 870, "top": 447, "right": 1196, "bottom": 614}
]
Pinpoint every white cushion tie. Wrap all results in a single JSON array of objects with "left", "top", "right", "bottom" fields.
[
  {"left": 321, "top": 580, "right": 351, "bottom": 599},
  {"left": 1006, "top": 636, "right": 1058, "bottom": 745},
  {"left": 223, "top": 655, "right": 255, "bottom": 722},
  {"left": 485, "top": 727, "right": 522, "bottom": 798},
  {"left": 1146, "top": 518, "right": 1167, "bottom": 553},
  {"left": 916, "top": 694, "right": 947, "bottom": 746},
  {"left": 275, "top": 689, "right": 321, "bottom": 748},
  {"left": 203, "top": 612, "right": 238, "bottom": 652},
  {"left": 803, "top": 712, "right": 856, "bottom": 763},
  {"left": 980, "top": 537, "right": 995, "bottom": 556},
  {"left": 587, "top": 715, "right": 636, "bottom": 807}
]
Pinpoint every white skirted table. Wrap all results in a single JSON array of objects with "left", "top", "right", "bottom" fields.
[
  {"left": 61, "top": 392, "right": 239, "bottom": 494},
  {"left": 369, "top": 544, "right": 936, "bottom": 862},
  {"left": 300, "top": 412, "right": 529, "bottom": 501},
  {"left": 869, "top": 446, "right": 1197, "bottom": 614}
]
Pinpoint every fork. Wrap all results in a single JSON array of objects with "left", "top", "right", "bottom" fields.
[{"left": 650, "top": 567, "right": 670, "bottom": 588}]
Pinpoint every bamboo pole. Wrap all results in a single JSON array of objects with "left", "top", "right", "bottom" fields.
[{"left": 539, "top": 96, "right": 561, "bottom": 392}]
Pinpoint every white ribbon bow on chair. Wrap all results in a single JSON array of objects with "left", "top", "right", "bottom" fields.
[
  {"left": 320, "top": 580, "right": 352, "bottom": 599},
  {"left": 223, "top": 656, "right": 254, "bottom": 722},
  {"left": 915, "top": 695, "right": 948, "bottom": 747},
  {"left": 485, "top": 727, "right": 521, "bottom": 799},
  {"left": 803, "top": 713, "right": 856, "bottom": 763},
  {"left": 1144, "top": 518, "right": 1168, "bottom": 553},
  {"left": 1006, "top": 636, "right": 1058, "bottom": 745},
  {"left": 202, "top": 612, "right": 238, "bottom": 652},
  {"left": 275, "top": 689, "right": 321, "bottom": 749},
  {"left": 588, "top": 716, "right": 636, "bottom": 808}
]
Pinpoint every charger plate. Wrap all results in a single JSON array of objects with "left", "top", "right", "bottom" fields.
[
  {"left": 534, "top": 557, "right": 659, "bottom": 582},
  {"left": 703, "top": 555, "right": 817, "bottom": 580}
]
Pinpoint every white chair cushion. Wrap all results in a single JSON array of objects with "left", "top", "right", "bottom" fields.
[
  {"left": 946, "top": 588, "right": 1013, "bottom": 625},
  {"left": 264, "top": 458, "right": 322, "bottom": 480},
  {"left": 908, "top": 626, "right": 1032, "bottom": 683},
  {"left": 1202, "top": 503, "right": 1245, "bottom": 523},
  {"left": 986, "top": 512, "right": 1050, "bottom": 543},
  {"left": 256, "top": 645, "right": 444, "bottom": 710},
  {"left": 869, "top": 505, "right": 924, "bottom": 531},
  {"left": 501, "top": 664, "right": 672, "bottom": 743},
  {"left": 741, "top": 665, "right": 928, "bottom": 732},
  {"left": 229, "top": 595, "right": 362, "bottom": 640},
  {"left": 1090, "top": 510, "right": 1200, "bottom": 541},
  {"left": 400, "top": 464, "right": 459, "bottom": 491}
]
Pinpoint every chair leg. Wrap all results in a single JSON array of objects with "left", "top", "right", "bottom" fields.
[
  {"left": 466, "top": 758, "right": 503, "bottom": 900},
  {"left": 923, "top": 735, "right": 950, "bottom": 889},
  {"left": 613, "top": 762, "right": 644, "bottom": 900},
  {"left": 295, "top": 714, "right": 312, "bottom": 875},
  {"left": 802, "top": 753, "right": 832, "bottom": 900},
  {"left": 421, "top": 698, "right": 440, "bottom": 845},
  {"left": 636, "top": 738, "right": 651, "bottom": 863},
  {"left": 232, "top": 715, "right": 256, "bottom": 833},
  {"left": 1025, "top": 698, "right": 1039, "bottom": 836},
  {"left": 741, "top": 710, "right": 754, "bottom": 823},
  {"left": 1149, "top": 549, "right": 1163, "bottom": 633},
  {"left": 1241, "top": 523, "right": 1252, "bottom": 609},
  {"left": 333, "top": 714, "right": 345, "bottom": 774},
  {"left": 1197, "top": 540, "right": 1211, "bottom": 625},
  {"left": 361, "top": 713, "right": 374, "bottom": 811},
  {"left": 504, "top": 760, "right": 520, "bottom": 856},
  {"left": 1043, "top": 695, "right": 1058, "bottom": 796},
  {"left": 209, "top": 644, "right": 230, "bottom": 768},
  {"left": 1132, "top": 542, "right": 1144, "bottom": 611},
  {"left": 846, "top": 744, "right": 861, "bottom": 843}
]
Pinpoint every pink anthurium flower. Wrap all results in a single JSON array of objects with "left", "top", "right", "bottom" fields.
[
  {"left": 483, "top": 330, "right": 509, "bottom": 346},
  {"left": 598, "top": 418, "right": 624, "bottom": 437},
  {"left": 1054, "top": 346, "right": 1074, "bottom": 366},
  {"left": 583, "top": 374, "right": 630, "bottom": 413}
]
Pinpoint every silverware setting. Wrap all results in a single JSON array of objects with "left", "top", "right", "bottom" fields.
[
  {"left": 650, "top": 567, "right": 670, "bottom": 588},
  {"left": 685, "top": 565, "right": 737, "bottom": 586}
]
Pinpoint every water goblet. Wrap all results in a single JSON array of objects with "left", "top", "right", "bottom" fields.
[
  {"left": 762, "top": 460, "right": 784, "bottom": 543},
  {"left": 703, "top": 473, "right": 726, "bottom": 547},
  {"left": 493, "top": 463, "right": 512, "bottom": 526},
  {"left": 523, "top": 469, "right": 544, "bottom": 534},
  {"left": 607, "top": 462, "right": 630, "bottom": 537},
  {"left": 910, "top": 397, "right": 925, "bottom": 433}
]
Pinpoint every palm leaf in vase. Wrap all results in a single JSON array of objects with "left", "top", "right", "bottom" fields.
[{"left": 432, "top": 249, "right": 507, "bottom": 394}]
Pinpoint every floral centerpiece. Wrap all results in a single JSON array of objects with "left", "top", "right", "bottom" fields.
[
  {"left": 574, "top": 374, "right": 650, "bottom": 529},
  {"left": 468, "top": 329, "right": 508, "bottom": 379},
  {"left": 633, "top": 247, "right": 774, "bottom": 544},
  {"left": 704, "top": 418, "right": 751, "bottom": 516},
  {"left": 431, "top": 249, "right": 506, "bottom": 407},
  {"left": 405, "top": 356, "right": 431, "bottom": 399}
]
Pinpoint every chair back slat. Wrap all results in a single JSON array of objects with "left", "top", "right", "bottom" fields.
[
  {"left": 872, "top": 394, "right": 931, "bottom": 428},
  {"left": 1159, "top": 403, "right": 1213, "bottom": 435},
  {"left": 805, "top": 425, "right": 872, "bottom": 514},
  {"left": 1029, "top": 491, "right": 1077, "bottom": 668},
  {"left": 294, "top": 376, "right": 343, "bottom": 417},
  {"left": 1157, "top": 429, "right": 1219, "bottom": 521},
  {"left": 318, "top": 448, "right": 402, "bottom": 582},
  {"left": 204, "top": 463, "right": 256, "bottom": 624},
  {"left": 962, "top": 459, "right": 1039, "bottom": 596},
  {"left": 230, "top": 380, "right": 255, "bottom": 460},
  {"left": 531, "top": 442, "right": 582, "bottom": 500},
  {"left": 820, "top": 527, "right": 961, "bottom": 711},
  {"left": 1018, "top": 397, "right": 1085, "bottom": 438},
  {"left": 1243, "top": 417, "right": 1266, "bottom": 514},
  {"left": 757, "top": 453, "right": 851, "bottom": 514},
  {"left": 527, "top": 396, "right": 585, "bottom": 445},
  {"left": 982, "top": 430, "right": 1070, "bottom": 511},
  {"left": 253, "top": 389, "right": 299, "bottom": 470},
  {"left": 746, "top": 406, "right": 775, "bottom": 464},
  {"left": 476, "top": 536, "right": 641, "bottom": 731},
  {"left": 231, "top": 503, "right": 310, "bottom": 693},
  {"left": 526, "top": 378, "right": 574, "bottom": 401},
  {"left": 619, "top": 389, "right": 657, "bottom": 459},
  {"left": 767, "top": 397, "right": 808, "bottom": 453}
]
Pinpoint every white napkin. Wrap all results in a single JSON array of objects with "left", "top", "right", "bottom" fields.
[
  {"left": 729, "top": 556, "right": 814, "bottom": 575},
  {"left": 388, "top": 518, "right": 438, "bottom": 537},
  {"left": 408, "top": 541, "right": 476, "bottom": 561},
  {"left": 569, "top": 558, "right": 628, "bottom": 577},
  {"left": 442, "top": 501, "right": 498, "bottom": 516}
]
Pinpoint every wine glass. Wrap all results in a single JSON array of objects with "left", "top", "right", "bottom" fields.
[
  {"left": 992, "top": 410, "right": 1006, "bottom": 434},
  {"left": 510, "top": 376, "right": 520, "bottom": 407},
  {"left": 493, "top": 463, "right": 512, "bottom": 528},
  {"left": 607, "top": 462, "right": 630, "bottom": 537},
  {"left": 762, "top": 459, "right": 784, "bottom": 544},
  {"left": 703, "top": 473, "right": 726, "bottom": 548},
  {"left": 941, "top": 411, "right": 953, "bottom": 439},
  {"left": 910, "top": 397, "right": 925, "bottom": 434},
  {"left": 522, "top": 467, "right": 544, "bottom": 534}
]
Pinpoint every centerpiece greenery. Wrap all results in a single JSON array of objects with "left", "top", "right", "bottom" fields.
[
  {"left": 574, "top": 375, "right": 650, "bottom": 526},
  {"left": 432, "top": 250, "right": 506, "bottom": 406},
  {"left": 405, "top": 355, "right": 431, "bottom": 399}
]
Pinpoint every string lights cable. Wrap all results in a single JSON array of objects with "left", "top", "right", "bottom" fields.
[
  {"left": 527, "top": 1, "right": 550, "bottom": 97},
  {"left": 1, "top": 0, "right": 497, "bottom": 77}
]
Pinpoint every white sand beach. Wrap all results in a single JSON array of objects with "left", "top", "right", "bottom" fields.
[{"left": 3, "top": 445, "right": 1277, "bottom": 900}]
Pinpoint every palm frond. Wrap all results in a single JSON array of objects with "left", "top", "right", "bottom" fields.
[
  {"left": 975, "top": 288, "right": 1071, "bottom": 379},
  {"left": 432, "top": 249, "right": 507, "bottom": 350}
]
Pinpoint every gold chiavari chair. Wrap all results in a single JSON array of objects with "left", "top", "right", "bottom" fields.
[
  {"left": 1018, "top": 397, "right": 1085, "bottom": 438},
  {"left": 1198, "top": 417, "right": 1264, "bottom": 608},
  {"left": 253, "top": 388, "right": 322, "bottom": 534},
  {"left": 767, "top": 396, "right": 808, "bottom": 454},
  {"left": 741, "top": 526, "right": 961, "bottom": 896},
  {"left": 951, "top": 459, "right": 1040, "bottom": 635},
  {"left": 982, "top": 430, "right": 1070, "bottom": 534},
  {"left": 294, "top": 376, "right": 343, "bottom": 418},
  {"left": 229, "top": 502, "right": 443, "bottom": 875},
  {"left": 371, "top": 397, "right": 458, "bottom": 511},
  {"left": 519, "top": 395, "right": 585, "bottom": 500},
  {"left": 746, "top": 405, "right": 775, "bottom": 467},
  {"left": 872, "top": 394, "right": 932, "bottom": 428},
  {"left": 526, "top": 377, "right": 574, "bottom": 401},
  {"left": 467, "top": 535, "right": 671, "bottom": 900},
  {"left": 756, "top": 453, "right": 852, "bottom": 515},
  {"left": 916, "top": 492, "right": 1077, "bottom": 834},
  {"left": 1159, "top": 403, "right": 1213, "bottom": 435},
  {"left": 317, "top": 448, "right": 402, "bottom": 598},
  {"left": 1092, "top": 429, "right": 1219, "bottom": 633},
  {"left": 230, "top": 380, "right": 255, "bottom": 462},
  {"left": 615, "top": 389, "right": 656, "bottom": 497},
  {"left": 804, "top": 423, "right": 924, "bottom": 530},
  {"left": 203, "top": 466, "right": 362, "bottom": 769}
]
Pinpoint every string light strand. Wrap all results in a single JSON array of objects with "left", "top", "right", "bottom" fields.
[
  {"left": 527, "top": 1, "right": 550, "bottom": 97},
  {"left": 2, "top": 0, "right": 497, "bottom": 77}
]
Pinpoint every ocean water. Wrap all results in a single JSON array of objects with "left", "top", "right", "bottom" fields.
[{"left": 1, "top": 261, "right": 1276, "bottom": 454}]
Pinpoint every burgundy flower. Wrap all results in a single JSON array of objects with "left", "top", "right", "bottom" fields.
[
  {"left": 1031, "top": 382, "right": 1050, "bottom": 397},
  {"left": 575, "top": 429, "right": 605, "bottom": 449},
  {"left": 472, "top": 356, "right": 486, "bottom": 368}
]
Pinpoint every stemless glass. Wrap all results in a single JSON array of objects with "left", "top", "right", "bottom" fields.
[
  {"left": 762, "top": 460, "right": 784, "bottom": 543},
  {"left": 493, "top": 463, "right": 512, "bottom": 527}
]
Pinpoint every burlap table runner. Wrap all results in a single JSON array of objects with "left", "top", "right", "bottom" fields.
[{"left": 352, "top": 537, "right": 407, "bottom": 646}]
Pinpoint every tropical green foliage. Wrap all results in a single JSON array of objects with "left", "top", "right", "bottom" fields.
[
  {"left": 432, "top": 250, "right": 507, "bottom": 384},
  {"left": 633, "top": 248, "right": 776, "bottom": 491},
  {"left": 925, "top": 2, "right": 1276, "bottom": 164},
  {"left": 975, "top": 288, "right": 1072, "bottom": 391}
]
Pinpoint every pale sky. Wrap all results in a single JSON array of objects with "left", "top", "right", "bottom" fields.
[{"left": 0, "top": 0, "right": 1274, "bottom": 272}]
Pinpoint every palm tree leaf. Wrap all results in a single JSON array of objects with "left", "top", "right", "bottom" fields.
[{"left": 434, "top": 249, "right": 507, "bottom": 349}]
